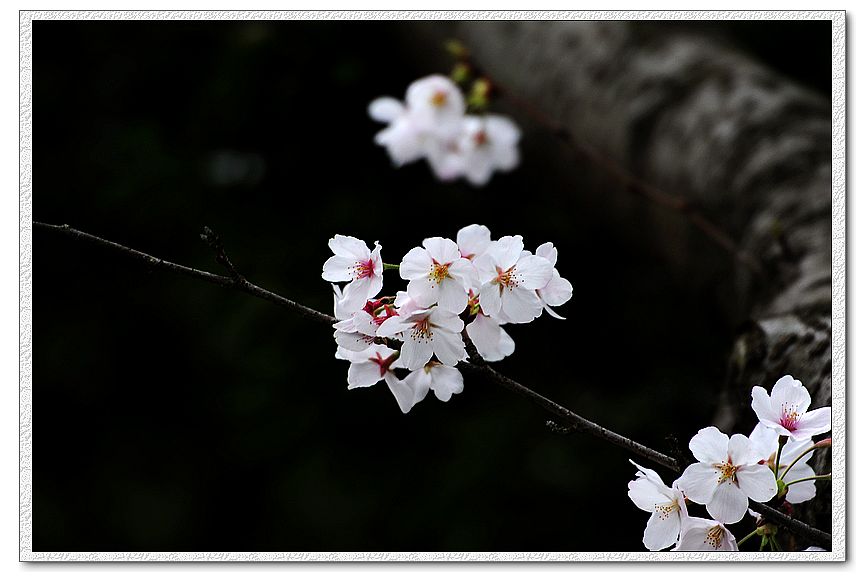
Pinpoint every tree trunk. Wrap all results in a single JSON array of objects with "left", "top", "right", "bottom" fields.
[{"left": 407, "top": 21, "right": 833, "bottom": 541}]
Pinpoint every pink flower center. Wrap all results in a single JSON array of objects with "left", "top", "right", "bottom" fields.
[
  {"left": 369, "top": 351, "right": 398, "bottom": 378},
  {"left": 351, "top": 259, "right": 375, "bottom": 281},
  {"left": 473, "top": 130, "right": 489, "bottom": 147},
  {"left": 780, "top": 403, "right": 801, "bottom": 431},
  {"left": 430, "top": 90, "right": 448, "bottom": 107}
]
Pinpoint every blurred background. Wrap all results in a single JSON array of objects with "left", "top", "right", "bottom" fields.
[{"left": 33, "top": 20, "right": 830, "bottom": 552}]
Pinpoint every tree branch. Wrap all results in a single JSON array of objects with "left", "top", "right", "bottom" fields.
[{"left": 33, "top": 220, "right": 829, "bottom": 548}]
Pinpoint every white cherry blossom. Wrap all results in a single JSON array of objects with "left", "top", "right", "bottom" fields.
[
  {"left": 677, "top": 426, "right": 777, "bottom": 524},
  {"left": 376, "top": 306, "right": 467, "bottom": 370},
  {"left": 751, "top": 375, "right": 831, "bottom": 441},
  {"left": 627, "top": 460, "right": 686, "bottom": 551},
  {"left": 339, "top": 344, "right": 419, "bottom": 414},
  {"left": 672, "top": 517, "right": 738, "bottom": 551},
  {"left": 404, "top": 361, "right": 465, "bottom": 404},
  {"left": 322, "top": 235, "right": 383, "bottom": 312},
  {"left": 475, "top": 235, "right": 553, "bottom": 324},
  {"left": 431, "top": 114, "right": 521, "bottom": 186},
  {"left": 333, "top": 299, "right": 398, "bottom": 352},
  {"left": 534, "top": 242, "right": 573, "bottom": 320},
  {"left": 749, "top": 423, "right": 817, "bottom": 504},
  {"left": 399, "top": 237, "right": 475, "bottom": 314}
]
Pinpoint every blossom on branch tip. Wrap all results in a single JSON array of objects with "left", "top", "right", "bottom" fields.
[
  {"left": 456, "top": 224, "right": 492, "bottom": 263},
  {"left": 322, "top": 235, "right": 383, "bottom": 312},
  {"left": 672, "top": 517, "right": 738, "bottom": 551},
  {"left": 627, "top": 460, "right": 686, "bottom": 551},
  {"left": 751, "top": 375, "right": 831, "bottom": 441},
  {"left": 465, "top": 311, "right": 515, "bottom": 362},
  {"left": 676, "top": 426, "right": 777, "bottom": 524}
]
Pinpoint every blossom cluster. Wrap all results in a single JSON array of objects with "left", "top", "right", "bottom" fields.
[
  {"left": 368, "top": 75, "right": 520, "bottom": 186},
  {"left": 322, "top": 225, "right": 573, "bottom": 413},
  {"left": 627, "top": 375, "right": 831, "bottom": 551}
]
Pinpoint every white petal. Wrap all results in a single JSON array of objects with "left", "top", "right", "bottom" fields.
[
  {"left": 429, "top": 365, "right": 464, "bottom": 402},
  {"left": 769, "top": 375, "right": 810, "bottom": 414},
  {"left": 689, "top": 426, "right": 730, "bottom": 464},
  {"left": 335, "top": 330, "right": 374, "bottom": 352},
  {"left": 514, "top": 255, "right": 553, "bottom": 290},
  {"left": 428, "top": 307, "right": 465, "bottom": 333},
  {"left": 353, "top": 311, "right": 379, "bottom": 336},
  {"left": 535, "top": 242, "right": 557, "bottom": 266},
  {"left": 376, "top": 315, "right": 412, "bottom": 338},
  {"left": 457, "top": 224, "right": 491, "bottom": 259},
  {"left": 322, "top": 255, "right": 356, "bottom": 282},
  {"left": 643, "top": 508, "right": 681, "bottom": 551},
  {"left": 432, "top": 331, "right": 467, "bottom": 367},
  {"left": 422, "top": 236, "right": 461, "bottom": 264},
  {"left": 728, "top": 433, "right": 762, "bottom": 466},
  {"left": 407, "top": 275, "right": 440, "bottom": 309},
  {"left": 627, "top": 476, "right": 668, "bottom": 512},
  {"left": 445, "top": 258, "right": 476, "bottom": 289},
  {"left": 791, "top": 407, "right": 831, "bottom": 440},
  {"left": 466, "top": 314, "right": 505, "bottom": 362},
  {"left": 780, "top": 436, "right": 815, "bottom": 466},
  {"left": 538, "top": 270, "right": 573, "bottom": 307},
  {"left": 340, "top": 277, "right": 372, "bottom": 312},
  {"left": 399, "top": 246, "right": 433, "bottom": 280},
  {"left": 400, "top": 334, "right": 434, "bottom": 371},
  {"left": 784, "top": 466, "right": 817, "bottom": 504},
  {"left": 748, "top": 422, "right": 779, "bottom": 461},
  {"left": 751, "top": 385, "right": 778, "bottom": 428},
  {"left": 328, "top": 235, "right": 370, "bottom": 260},
  {"left": 404, "top": 368, "right": 432, "bottom": 405},
  {"left": 487, "top": 235, "right": 524, "bottom": 269},
  {"left": 383, "top": 372, "right": 418, "bottom": 414},
  {"left": 437, "top": 277, "right": 469, "bottom": 314},
  {"left": 736, "top": 464, "right": 778, "bottom": 502},
  {"left": 707, "top": 481, "right": 749, "bottom": 524},
  {"left": 500, "top": 286, "right": 542, "bottom": 324},
  {"left": 478, "top": 281, "right": 502, "bottom": 318},
  {"left": 368, "top": 97, "right": 404, "bottom": 123},
  {"left": 485, "top": 114, "right": 521, "bottom": 145},
  {"left": 677, "top": 462, "right": 720, "bottom": 505},
  {"left": 348, "top": 361, "right": 382, "bottom": 389}
]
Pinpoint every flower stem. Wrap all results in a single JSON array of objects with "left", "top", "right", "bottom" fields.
[
  {"left": 784, "top": 473, "right": 832, "bottom": 487},
  {"left": 382, "top": 262, "right": 400, "bottom": 271},
  {"left": 737, "top": 528, "right": 761, "bottom": 548},
  {"left": 779, "top": 441, "right": 830, "bottom": 482},
  {"left": 774, "top": 436, "right": 787, "bottom": 479}
]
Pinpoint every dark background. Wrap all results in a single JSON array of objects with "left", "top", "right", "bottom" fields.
[{"left": 33, "top": 20, "right": 831, "bottom": 551}]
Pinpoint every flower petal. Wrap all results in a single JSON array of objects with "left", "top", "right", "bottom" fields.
[
  {"left": 368, "top": 97, "right": 404, "bottom": 123},
  {"left": 423, "top": 236, "right": 461, "bottom": 264},
  {"left": 429, "top": 364, "right": 464, "bottom": 402},
  {"left": 348, "top": 361, "right": 382, "bottom": 389},
  {"left": 736, "top": 464, "right": 778, "bottom": 502},
  {"left": 322, "top": 255, "right": 356, "bottom": 282},
  {"left": 707, "top": 481, "right": 749, "bottom": 524},
  {"left": 689, "top": 426, "right": 730, "bottom": 464},
  {"left": 403, "top": 368, "right": 432, "bottom": 405},
  {"left": 769, "top": 375, "right": 810, "bottom": 415},
  {"left": 457, "top": 224, "right": 491, "bottom": 259},
  {"left": 328, "top": 235, "right": 370, "bottom": 260},
  {"left": 400, "top": 334, "right": 435, "bottom": 371},
  {"left": 538, "top": 269, "right": 573, "bottom": 307},
  {"left": 514, "top": 254, "right": 554, "bottom": 290},
  {"left": 500, "top": 285, "right": 542, "bottom": 324},
  {"left": 429, "top": 307, "right": 465, "bottom": 333},
  {"left": 751, "top": 385, "right": 778, "bottom": 428},
  {"left": 728, "top": 433, "right": 762, "bottom": 466},
  {"left": 677, "top": 462, "right": 720, "bottom": 505},
  {"left": 399, "top": 246, "right": 432, "bottom": 280},
  {"left": 432, "top": 331, "right": 467, "bottom": 367},
  {"left": 791, "top": 407, "right": 831, "bottom": 440},
  {"left": 478, "top": 281, "right": 502, "bottom": 318},
  {"left": 627, "top": 477, "right": 668, "bottom": 512},
  {"left": 384, "top": 372, "right": 418, "bottom": 414},
  {"left": 643, "top": 508, "right": 681, "bottom": 551},
  {"left": 437, "top": 277, "right": 469, "bottom": 314},
  {"left": 407, "top": 276, "right": 440, "bottom": 309}
]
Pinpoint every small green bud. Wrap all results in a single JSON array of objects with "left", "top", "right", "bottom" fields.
[{"left": 444, "top": 39, "right": 469, "bottom": 59}]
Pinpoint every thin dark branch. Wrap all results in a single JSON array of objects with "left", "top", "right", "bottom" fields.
[
  {"left": 33, "top": 220, "right": 828, "bottom": 548},
  {"left": 34, "top": 222, "right": 336, "bottom": 326}
]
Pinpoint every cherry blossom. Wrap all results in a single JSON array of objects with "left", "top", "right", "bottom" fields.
[
  {"left": 627, "top": 460, "right": 686, "bottom": 551},
  {"left": 751, "top": 375, "right": 831, "bottom": 441},
  {"left": 431, "top": 114, "right": 521, "bottom": 186},
  {"left": 338, "top": 344, "right": 419, "bottom": 414},
  {"left": 475, "top": 236, "right": 553, "bottom": 323},
  {"left": 672, "top": 517, "right": 738, "bottom": 551},
  {"left": 404, "top": 361, "right": 465, "bottom": 404},
  {"left": 333, "top": 298, "right": 398, "bottom": 352},
  {"left": 322, "top": 235, "right": 383, "bottom": 312},
  {"left": 532, "top": 242, "right": 573, "bottom": 320},
  {"left": 749, "top": 423, "right": 817, "bottom": 504},
  {"left": 676, "top": 426, "right": 777, "bottom": 524},
  {"left": 399, "top": 237, "right": 475, "bottom": 313},
  {"left": 376, "top": 305, "right": 467, "bottom": 370}
]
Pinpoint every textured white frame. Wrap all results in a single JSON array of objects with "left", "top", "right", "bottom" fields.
[{"left": 18, "top": 9, "right": 846, "bottom": 562}]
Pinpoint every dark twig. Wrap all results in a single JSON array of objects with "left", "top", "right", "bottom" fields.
[
  {"left": 200, "top": 226, "right": 245, "bottom": 283},
  {"left": 33, "top": 220, "right": 828, "bottom": 548}
]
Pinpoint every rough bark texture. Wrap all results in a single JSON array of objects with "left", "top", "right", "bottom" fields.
[{"left": 409, "top": 21, "right": 832, "bottom": 539}]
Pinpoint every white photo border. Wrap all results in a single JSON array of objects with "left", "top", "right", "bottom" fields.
[{"left": 18, "top": 9, "right": 846, "bottom": 562}]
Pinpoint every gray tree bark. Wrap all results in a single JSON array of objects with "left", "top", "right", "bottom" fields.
[{"left": 407, "top": 21, "right": 832, "bottom": 539}]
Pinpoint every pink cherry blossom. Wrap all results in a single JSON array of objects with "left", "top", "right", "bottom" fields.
[
  {"left": 399, "top": 237, "right": 475, "bottom": 314},
  {"left": 627, "top": 460, "right": 686, "bottom": 551},
  {"left": 751, "top": 375, "right": 831, "bottom": 441},
  {"left": 338, "top": 344, "right": 420, "bottom": 414},
  {"left": 534, "top": 242, "right": 573, "bottom": 320},
  {"left": 376, "top": 305, "right": 467, "bottom": 371},
  {"left": 404, "top": 361, "right": 465, "bottom": 404},
  {"left": 672, "top": 517, "right": 738, "bottom": 551},
  {"left": 322, "top": 235, "right": 383, "bottom": 312},
  {"left": 475, "top": 236, "right": 553, "bottom": 324}
]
